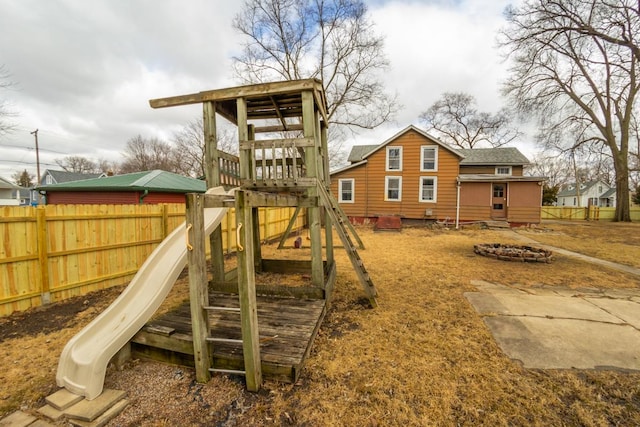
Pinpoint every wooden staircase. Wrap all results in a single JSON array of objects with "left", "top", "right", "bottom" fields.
[{"left": 317, "top": 184, "right": 378, "bottom": 307}]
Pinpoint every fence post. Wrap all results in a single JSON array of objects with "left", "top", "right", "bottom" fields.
[
  {"left": 161, "top": 204, "right": 169, "bottom": 239},
  {"left": 36, "top": 207, "right": 50, "bottom": 305}
]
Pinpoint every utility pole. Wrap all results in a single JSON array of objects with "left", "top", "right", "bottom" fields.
[{"left": 31, "top": 129, "right": 42, "bottom": 204}]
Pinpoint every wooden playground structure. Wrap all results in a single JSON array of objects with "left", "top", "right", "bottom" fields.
[{"left": 132, "top": 79, "right": 378, "bottom": 391}]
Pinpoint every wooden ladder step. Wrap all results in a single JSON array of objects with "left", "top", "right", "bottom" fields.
[
  {"left": 204, "top": 306, "right": 241, "bottom": 312},
  {"left": 209, "top": 368, "right": 246, "bottom": 375},
  {"left": 206, "top": 337, "right": 243, "bottom": 344}
]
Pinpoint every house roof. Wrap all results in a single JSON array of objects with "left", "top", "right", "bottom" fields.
[
  {"left": 346, "top": 125, "right": 464, "bottom": 163},
  {"left": 347, "top": 145, "right": 378, "bottom": 163},
  {"left": 344, "top": 126, "right": 532, "bottom": 168},
  {"left": 455, "top": 148, "right": 530, "bottom": 166},
  {"left": 557, "top": 180, "right": 608, "bottom": 197},
  {"left": 601, "top": 188, "right": 616, "bottom": 198},
  {"left": 37, "top": 170, "right": 206, "bottom": 193},
  {"left": 44, "top": 169, "right": 104, "bottom": 183},
  {"left": 0, "top": 176, "right": 20, "bottom": 190}
]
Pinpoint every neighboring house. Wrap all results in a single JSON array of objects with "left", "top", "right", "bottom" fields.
[
  {"left": 556, "top": 180, "right": 614, "bottom": 207},
  {"left": 36, "top": 170, "right": 206, "bottom": 204},
  {"left": 11, "top": 188, "right": 36, "bottom": 206},
  {"left": 40, "top": 169, "right": 105, "bottom": 186},
  {"left": 0, "top": 176, "right": 21, "bottom": 206},
  {"left": 330, "top": 125, "right": 545, "bottom": 225}
]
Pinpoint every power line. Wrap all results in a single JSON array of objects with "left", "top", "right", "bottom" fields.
[
  {"left": 0, "top": 159, "right": 58, "bottom": 166},
  {"left": 0, "top": 143, "right": 68, "bottom": 154}
]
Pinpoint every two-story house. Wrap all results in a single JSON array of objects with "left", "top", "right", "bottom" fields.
[
  {"left": 556, "top": 180, "right": 615, "bottom": 207},
  {"left": 330, "top": 125, "right": 545, "bottom": 226}
]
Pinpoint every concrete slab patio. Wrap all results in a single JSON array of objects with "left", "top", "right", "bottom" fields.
[{"left": 466, "top": 280, "right": 640, "bottom": 371}]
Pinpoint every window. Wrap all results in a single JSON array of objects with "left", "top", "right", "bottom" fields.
[
  {"left": 338, "top": 179, "right": 354, "bottom": 203},
  {"left": 386, "top": 146, "right": 402, "bottom": 171},
  {"left": 45, "top": 175, "right": 52, "bottom": 184},
  {"left": 496, "top": 166, "right": 512, "bottom": 175},
  {"left": 493, "top": 185, "right": 504, "bottom": 198},
  {"left": 420, "top": 146, "right": 438, "bottom": 171},
  {"left": 385, "top": 176, "right": 402, "bottom": 201},
  {"left": 419, "top": 177, "right": 437, "bottom": 202}
]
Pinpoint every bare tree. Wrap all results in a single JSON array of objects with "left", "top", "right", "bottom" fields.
[
  {"left": 11, "top": 169, "right": 34, "bottom": 187},
  {"left": 233, "top": 0, "right": 398, "bottom": 141},
  {"left": 419, "top": 92, "right": 520, "bottom": 149},
  {"left": 527, "top": 153, "right": 572, "bottom": 189},
  {"left": 120, "top": 135, "right": 178, "bottom": 174},
  {"left": 172, "top": 119, "right": 238, "bottom": 178},
  {"left": 55, "top": 155, "right": 98, "bottom": 173},
  {"left": 0, "top": 65, "right": 17, "bottom": 137},
  {"left": 500, "top": 0, "right": 640, "bottom": 221}
]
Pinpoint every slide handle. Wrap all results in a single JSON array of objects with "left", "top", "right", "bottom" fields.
[
  {"left": 237, "top": 222, "right": 244, "bottom": 252},
  {"left": 186, "top": 224, "right": 193, "bottom": 251}
]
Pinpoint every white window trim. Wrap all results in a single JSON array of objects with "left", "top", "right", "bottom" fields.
[
  {"left": 419, "top": 176, "right": 438, "bottom": 203},
  {"left": 384, "top": 176, "right": 402, "bottom": 201},
  {"left": 338, "top": 178, "right": 355, "bottom": 203},
  {"left": 420, "top": 146, "right": 438, "bottom": 172},
  {"left": 495, "top": 166, "right": 512, "bottom": 175},
  {"left": 386, "top": 146, "right": 403, "bottom": 171}
]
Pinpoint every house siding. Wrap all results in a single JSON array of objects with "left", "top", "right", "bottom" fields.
[
  {"left": 459, "top": 182, "right": 491, "bottom": 222},
  {"left": 460, "top": 165, "right": 523, "bottom": 176},
  {"left": 332, "top": 129, "right": 460, "bottom": 220},
  {"left": 507, "top": 181, "right": 542, "bottom": 223}
]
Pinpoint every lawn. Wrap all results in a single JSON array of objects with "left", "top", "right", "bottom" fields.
[{"left": 2, "top": 221, "right": 640, "bottom": 426}]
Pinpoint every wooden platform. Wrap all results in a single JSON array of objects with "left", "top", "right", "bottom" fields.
[{"left": 130, "top": 292, "right": 326, "bottom": 383}]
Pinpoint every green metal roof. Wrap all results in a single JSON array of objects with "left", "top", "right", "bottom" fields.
[{"left": 36, "top": 170, "right": 206, "bottom": 193}]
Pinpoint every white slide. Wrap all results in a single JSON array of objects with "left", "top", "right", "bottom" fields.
[{"left": 57, "top": 188, "right": 230, "bottom": 400}]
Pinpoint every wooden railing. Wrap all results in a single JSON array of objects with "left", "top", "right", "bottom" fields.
[
  {"left": 0, "top": 203, "right": 305, "bottom": 317},
  {"left": 239, "top": 137, "right": 313, "bottom": 188}
]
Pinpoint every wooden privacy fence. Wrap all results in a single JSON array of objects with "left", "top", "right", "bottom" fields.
[
  {"left": 542, "top": 206, "right": 640, "bottom": 221},
  {"left": 0, "top": 204, "right": 305, "bottom": 317}
]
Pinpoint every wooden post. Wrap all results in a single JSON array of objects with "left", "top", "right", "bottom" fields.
[
  {"left": 302, "top": 90, "right": 324, "bottom": 288},
  {"left": 204, "top": 101, "right": 226, "bottom": 285},
  {"left": 36, "top": 206, "right": 50, "bottom": 305},
  {"left": 237, "top": 97, "right": 250, "bottom": 182},
  {"left": 248, "top": 124, "right": 262, "bottom": 272},
  {"left": 186, "top": 193, "right": 212, "bottom": 383},
  {"left": 161, "top": 204, "right": 169, "bottom": 240},
  {"left": 235, "top": 190, "right": 262, "bottom": 391},
  {"left": 320, "top": 121, "right": 334, "bottom": 268}
]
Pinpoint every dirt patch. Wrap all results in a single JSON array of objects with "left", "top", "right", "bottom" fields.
[{"left": 0, "top": 287, "right": 123, "bottom": 343}]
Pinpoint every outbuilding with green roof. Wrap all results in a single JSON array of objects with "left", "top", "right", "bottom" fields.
[{"left": 36, "top": 170, "right": 206, "bottom": 205}]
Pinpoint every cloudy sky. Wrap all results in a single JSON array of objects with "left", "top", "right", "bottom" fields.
[{"left": 0, "top": 0, "right": 527, "bottom": 182}]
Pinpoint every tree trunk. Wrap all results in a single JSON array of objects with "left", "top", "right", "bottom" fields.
[{"left": 613, "top": 151, "right": 631, "bottom": 222}]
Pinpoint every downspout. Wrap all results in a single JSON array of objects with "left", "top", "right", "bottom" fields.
[
  {"left": 139, "top": 189, "right": 149, "bottom": 204},
  {"left": 455, "top": 180, "right": 461, "bottom": 229}
]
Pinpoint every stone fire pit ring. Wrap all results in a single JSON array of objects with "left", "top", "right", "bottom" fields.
[{"left": 474, "top": 243, "right": 553, "bottom": 263}]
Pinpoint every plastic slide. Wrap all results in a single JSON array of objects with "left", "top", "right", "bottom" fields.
[{"left": 57, "top": 188, "right": 231, "bottom": 400}]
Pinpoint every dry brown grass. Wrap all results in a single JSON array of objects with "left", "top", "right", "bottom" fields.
[
  {"left": 519, "top": 220, "right": 640, "bottom": 268},
  {"left": 3, "top": 221, "right": 640, "bottom": 426}
]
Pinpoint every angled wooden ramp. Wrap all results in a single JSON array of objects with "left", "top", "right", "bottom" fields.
[{"left": 317, "top": 184, "right": 378, "bottom": 307}]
